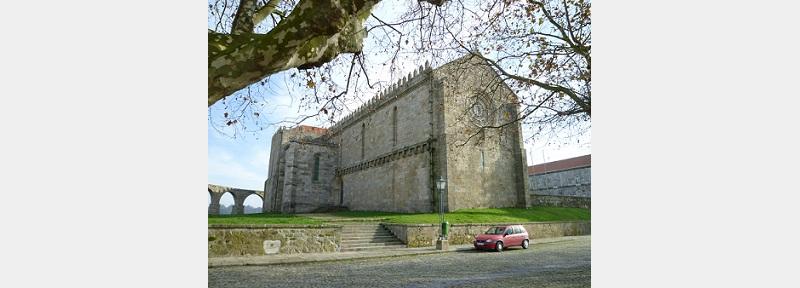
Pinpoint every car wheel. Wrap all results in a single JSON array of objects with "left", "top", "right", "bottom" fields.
[
  {"left": 495, "top": 241, "right": 504, "bottom": 252},
  {"left": 522, "top": 239, "right": 529, "bottom": 249}
]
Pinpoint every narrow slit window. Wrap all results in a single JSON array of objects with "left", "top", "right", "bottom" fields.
[
  {"left": 480, "top": 150, "right": 485, "bottom": 171},
  {"left": 361, "top": 123, "right": 366, "bottom": 159},
  {"left": 312, "top": 154, "right": 320, "bottom": 181},
  {"left": 392, "top": 107, "right": 398, "bottom": 146}
]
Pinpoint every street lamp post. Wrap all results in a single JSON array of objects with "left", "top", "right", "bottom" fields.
[{"left": 436, "top": 176, "right": 449, "bottom": 250}]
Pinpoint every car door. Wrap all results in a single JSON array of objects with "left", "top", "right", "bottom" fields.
[
  {"left": 520, "top": 226, "right": 529, "bottom": 241},
  {"left": 504, "top": 227, "right": 516, "bottom": 246}
]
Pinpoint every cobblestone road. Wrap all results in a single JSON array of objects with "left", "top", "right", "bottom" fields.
[{"left": 209, "top": 236, "right": 590, "bottom": 288}]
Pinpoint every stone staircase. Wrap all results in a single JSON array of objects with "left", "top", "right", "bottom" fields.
[{"left": 339, "top": 223, "right": 406, "bottom": 252}]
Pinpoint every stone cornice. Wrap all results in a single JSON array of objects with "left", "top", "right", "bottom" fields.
[{"left": 336, "top": 139, "right": 435, "bottom": 176}]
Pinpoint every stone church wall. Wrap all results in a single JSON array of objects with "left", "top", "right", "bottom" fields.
[
  {"left": 264, "top": 129, "right": 284, "bottom": 212},
  {"left": 279, "top": 142, "right": 338, "bottom": 213},
  {"left": 262, "top": 57, "right": 529, "bottom": 214},
  {"left": 331, "top": 72, "right": 435, "bottom": 213},
  {"left": 332, "top": 78, "right": 433, "bottom": 167},
  {"left": 264, "top": 127, "right": 330, "bottom": 212},
  {"left": 342, "top": 152, "right": 432, "bottom": 213},
  {"left": 435, "top": 58, "right": 528, "bottom": 211}
]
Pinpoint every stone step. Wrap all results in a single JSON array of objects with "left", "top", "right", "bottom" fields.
[
  {"left": 324, "top": 219, "right": 387, "bottom": 223},
  {"left": 342, "top": 230, "right": 392, "bottom": 236},
  {"left": 342, "top": 230, "right": 393, "bottom": 234},
  {"left": 341, "top": 238, "right": 396, "bottom": 243},
  {"left": 340, "top": 239, "right": 404, "bottom": 246},
  {"left": 341, "top": 236, "right": 401, "bottom": 242},
  {"left": 340, "top": 243, "right": 404, "bottom": 250},
  {"left": 341, "top": 229, "right": 387, "bottom": 233},
  {"left": 338, "top": 224, "right": 404, "bottom": 252},
  {"left": 341, "top": 226, "right": 384, "bottom": 230},
  {"left": 340, "top": 244, "right": 406, "bottom": 252},
  {"left": 341, "top": 236, "right": 402, "bottom": 242},
  {"left": 341, "top": 235, "right": 396, "bottom": 240},
  {"left": 341, "top": 238, "right": 403, "bottom": 244}
]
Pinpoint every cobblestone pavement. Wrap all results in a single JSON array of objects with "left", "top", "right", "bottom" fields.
[{"left": 209, "top": 236, "right": 590, "bottom": 288}]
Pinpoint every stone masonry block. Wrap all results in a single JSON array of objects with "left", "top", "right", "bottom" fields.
[{"left": 263, "top": 240, "right": 281, "bottom": 254}]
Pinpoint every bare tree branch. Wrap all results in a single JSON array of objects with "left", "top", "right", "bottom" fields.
[
  {"left": 253, "top": 0, "right": 283, "bottom": 28},
  {"left": 231, "top": 0, "right": 258, "bottom": 34},
  {"left": 209, "top": 0, "right": 380, "bottom": 106}
]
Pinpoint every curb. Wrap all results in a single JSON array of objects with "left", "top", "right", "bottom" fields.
[{"left": 209, "top": 249, "right": 449, "bottom": 268}]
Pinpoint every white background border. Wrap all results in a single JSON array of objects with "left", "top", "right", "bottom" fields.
[{"left": 1, "top": 1, "right": 798, "bottom": 287}]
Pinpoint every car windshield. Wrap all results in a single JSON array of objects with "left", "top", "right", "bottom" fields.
[{"left": 484, "top": 227, "right": 506, "bottom": 235}]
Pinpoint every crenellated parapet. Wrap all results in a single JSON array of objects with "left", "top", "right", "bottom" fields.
[{"left": 328, "top": 61, "right": 432, "bottom": 135}]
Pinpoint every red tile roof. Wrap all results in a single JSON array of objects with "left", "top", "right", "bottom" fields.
[
  {"left": 295, "top": 125, "right": 328, "bottom": 134},
  {"left": 528, "top": 154, "right": 591, "bottom": 175}
]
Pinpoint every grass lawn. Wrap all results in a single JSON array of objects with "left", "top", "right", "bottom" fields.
[
  {"left": 208, "top": 207, "right": 589, "bottom": 225},
  {"left": 332, "top": 206, "right": 590, "bottom": 224},
  {"left": 208, "top": 213, "right": 322, "bottom": 225}
]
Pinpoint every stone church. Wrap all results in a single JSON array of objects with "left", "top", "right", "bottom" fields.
[{"left": 264, "top": 56, "right": 530, "bottom": 213}]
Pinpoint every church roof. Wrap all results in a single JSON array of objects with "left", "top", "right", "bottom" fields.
[
  {"left": 528, "top": 154, "right": 591, "bottom": 175},
  {"left": 294, "top": 125, "right": 328, "bottom": 134}
]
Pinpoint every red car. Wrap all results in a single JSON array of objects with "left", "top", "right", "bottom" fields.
[{"left": 473, "top": 225, "right": 530, "bottom": 252}]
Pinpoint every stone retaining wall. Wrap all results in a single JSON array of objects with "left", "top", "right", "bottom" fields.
[
  {"left": 384, "top": 221, "right": 590, "bottom": 248},
  {"left": 530, "top": 195, "right": 591, "bottom": 209},
  {"left": 529, "top": 166, "right": 591, "bottom": 198},
  {"left": 208, "top": 224, "right": 341, "bottom": 257}
]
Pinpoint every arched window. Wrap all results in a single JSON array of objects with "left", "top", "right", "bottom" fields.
[{"left": 392, "top": 107, "right": 398, "bottom": 146}]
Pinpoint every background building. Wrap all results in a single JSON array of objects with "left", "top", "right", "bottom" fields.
[{"left": 528, "top": 154, "right": 591, "bottom": 209}]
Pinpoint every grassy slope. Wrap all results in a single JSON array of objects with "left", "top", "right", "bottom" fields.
[
  {"left": 333, "top": 207, "right": 591, "bottom": 224},
  {"left": 207, "top": 207, "right": 590, "bottom": 225},
  {"left": 208, "top": 213, "right": 322, "bottom": 225}
]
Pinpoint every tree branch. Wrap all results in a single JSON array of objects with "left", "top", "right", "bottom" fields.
[
  {"left": 472, "top": 51, "right": 590, "bottom": 116},
  {"left": 209, "top": 0, "right": 379, "bottom": 106},
  {"left": 209, "top": 0, "right": 452, "bottom": 106},
  {"left": 420, "top": 0, "right": 447, "bottom": 5},
  {"left": 434, "top": 8, "right": 590, "bottom": 116},
  {"left": 252, "top": 0, "right": 282, "bottom": 28},
  {"left": 531, "top": 1, "right": 590, "bottom": 63},
  {"left": 231, "top": 0, "right": 258, "bottom": 34}
]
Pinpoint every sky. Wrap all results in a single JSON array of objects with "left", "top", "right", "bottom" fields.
[{"left": 208, "top": 0, "right": 591, "bottom": 207}]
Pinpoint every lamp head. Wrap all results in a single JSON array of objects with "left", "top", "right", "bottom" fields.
[{"left": 437, "top": 177, "right": 447, "bottom": 190}]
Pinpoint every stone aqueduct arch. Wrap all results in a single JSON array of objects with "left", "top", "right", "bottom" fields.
[{"left": 208, "top": 184, "right": 265, "bottom": 215}]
